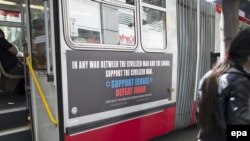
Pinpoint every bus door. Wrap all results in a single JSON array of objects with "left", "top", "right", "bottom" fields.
[{"left": 24, "top": 0, "right": 60, "bottom": 141}]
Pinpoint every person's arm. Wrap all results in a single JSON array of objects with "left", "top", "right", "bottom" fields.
[
  {"left": 215, "top": 76, "right": 230, "bottom": 130},
  {"left": 7, "top": 46, "right": 18, "bottom": 56},
  {"left": 0, "top": 38, "right": 18, "bottom": 56}
]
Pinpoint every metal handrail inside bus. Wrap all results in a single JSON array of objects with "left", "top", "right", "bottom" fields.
[{"left": 26, "top": 56, "right": 58, "bottom": 126}]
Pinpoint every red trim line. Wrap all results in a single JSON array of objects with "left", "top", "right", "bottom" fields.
[{"left": 64, "top": 107, "right": 176, "bottom": 141}]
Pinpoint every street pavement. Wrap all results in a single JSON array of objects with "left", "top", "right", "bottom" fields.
[{"left": 151, "top": 125, "right": 199, "bottom": 141}]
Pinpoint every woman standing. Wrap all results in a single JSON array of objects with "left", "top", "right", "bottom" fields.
[{"left": 196, "top": 28, "right": 250, "bottom": 141}]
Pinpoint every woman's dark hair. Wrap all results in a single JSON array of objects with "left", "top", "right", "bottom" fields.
[
  {"left": 0, "top": 28, "right": 4, "bottom": 36},
  {"left": 198, "top": 28, "right": 250, "bottom": 132}
]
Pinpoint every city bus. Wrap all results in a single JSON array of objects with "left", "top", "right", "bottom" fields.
[{"left": 0, "top": 0, "right": 249, "bottom": 141}]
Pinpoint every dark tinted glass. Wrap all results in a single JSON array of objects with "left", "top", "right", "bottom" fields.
[{"left": 143, "top": 0, "right": 166, "bottom": 8}]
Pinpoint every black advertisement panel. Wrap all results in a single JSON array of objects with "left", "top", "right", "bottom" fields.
[{"left": 66, "top": 50, "right": 173, "bottom": 119}]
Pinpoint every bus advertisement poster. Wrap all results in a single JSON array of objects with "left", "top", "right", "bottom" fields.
[{"left": 66, "top": 50, "right": 173, "bottom": 119}]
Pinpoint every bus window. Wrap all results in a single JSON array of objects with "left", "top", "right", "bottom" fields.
[
  {"left": 76, "top": 29, "right": 100, "bottom": 43},
  {"left": 0, "top": 9, "right": 22, "bottom": 53},
  {"left": 31, "top": 17, "right": 46, "bottom": 70},
  {"left": 141, "top": 2, "right": 167, "bottom": 50},
  {"left": 0, "top": 9, "right": 21, "bottom": 22},
  {"left": 102, "top": 0, "right": 134, "bottom": 5},
  {"left": 0, "top": 27, "right": 23, "bottom": 53},
  {"left": 29, "top": 0, "right": 51, "bottom": 70},
  {"left": 142, "top": 0, "right": 166, "bottom": 8},
  {"left": 67, "top": 0, "right": 136, "bottom": 47}
]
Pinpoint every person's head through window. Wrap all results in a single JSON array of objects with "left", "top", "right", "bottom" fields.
[
  {"left": 32, "top": 18, "right": 45, "bottom": 35},
  {"left": 86, "top": 31, "right": 100, "bottom": 44}
]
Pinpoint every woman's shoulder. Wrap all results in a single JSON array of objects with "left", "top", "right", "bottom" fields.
[
  {"left": 223, "top": 67, "right": 250, "bottom": 81},
  {"left": 219, "top": 67, "right": 250, "bottom": 88}
]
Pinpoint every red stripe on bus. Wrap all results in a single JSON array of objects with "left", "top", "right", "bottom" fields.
[
  {"left": 190, "top": 101, "right": 197, "bottom": 125},
  {"left": 64, "top": 106, "right": 176, "bottom": 141},
  {"left": 239, "top": 16, "right": 250, "bottom": 25}
]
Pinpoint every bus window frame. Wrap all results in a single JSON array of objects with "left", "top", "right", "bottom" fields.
[
  {"left": 62, "top": 0, "right": 138, "bottom": 51},
  {"left": 140, "top": 1, "right": 168, "bottom": 52}
]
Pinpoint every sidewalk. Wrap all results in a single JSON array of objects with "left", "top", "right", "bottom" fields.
[{"left": 151, "top": 125, "right": 199, "bottom": 141}]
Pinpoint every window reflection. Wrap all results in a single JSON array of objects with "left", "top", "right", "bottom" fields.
[
  {"left": 142, "top": 7, "right": 166, "bottom": 50},
  {"left": 102, "top": 4, "right": 135, "bottom": 45}
]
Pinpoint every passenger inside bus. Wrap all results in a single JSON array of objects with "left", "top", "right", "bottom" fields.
[
  {"left": 0, "top": 28, "right": 25, "bottom": 95},
  {"left": 73, "top": 29, "right": 100, "bottom": 44},
  {"left": 32, "top": 18, "right": 47, "bottom": 69},
  {"left": 85, "top": 31, "right": 100, "bottom": 43}
]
